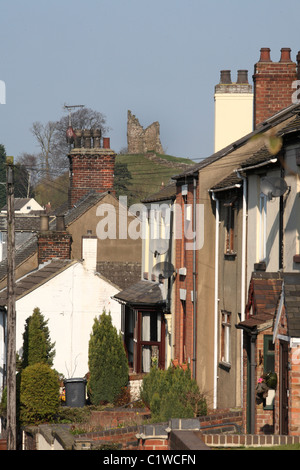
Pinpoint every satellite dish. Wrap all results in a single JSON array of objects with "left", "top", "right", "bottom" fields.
[
  {"left": 152, "top": 261, "right": 175, "bottom": 279},
  {"left": 261, "top": 176, "right": 288, "bottom": 199},
  {"left": 149, "top": 238, "right": 168, "bottom": 257}
]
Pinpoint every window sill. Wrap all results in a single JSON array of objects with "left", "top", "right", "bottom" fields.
[
  {"left": 224, "top": 252, "right": 237, "bottom": 260},
  {"left": 219, "top": 361, "right": 231, "bottom": 371}
]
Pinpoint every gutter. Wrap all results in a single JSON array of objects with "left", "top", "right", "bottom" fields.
[
  {"left": 236, "top": 158, "right": 277, "bottom": 174},
  {"left": 210, "top": 191, "right": 219, "bottom": 410},
  {"left": 192, "top": 177, "right": 197, "bottom": 379},
  {"left": 236, "top": 171, "right": 247, "bottom": 407}
]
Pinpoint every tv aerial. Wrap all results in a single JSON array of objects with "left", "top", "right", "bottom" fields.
[
  {"left": 261, "top": 176, "right": 288, "bottom": 200},
  {"left": 64, "top": 104, "right": 85, "bottom": 145},
  {"left": 152, "top": 261, "right": 175, "bottom": 280}
]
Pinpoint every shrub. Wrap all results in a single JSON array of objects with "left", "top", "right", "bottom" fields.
[
  {"left": 141, "top": 365, "right": 207, "bottom": 422},
  {"left": 20, "top": 362, "right": 60, "bottom": 425},
  {"left": 88, "top": 310, "right": 129, "bottom": 405},
  {"left": 22, "top": 307, "right": 55, "bottom": 369}
]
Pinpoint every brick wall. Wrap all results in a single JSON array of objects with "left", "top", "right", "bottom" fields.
[
  {"left": 253, "top": 47, "right": 297, "bottom": 128},
  {"left": 37, "top": 231, "right": 72, "bottom": 264},
  {"left": 174, "top": 181, "right": 197, "bottom": 367},
  {"left": 68, "top": 130, "right": 116, "bottom": 208}
]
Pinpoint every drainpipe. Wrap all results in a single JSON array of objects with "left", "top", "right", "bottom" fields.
[
  {"left": 211, "top": 191, "right": 219, "bottom": 410},
  {"left": 192, "top": 177, "right": 197, "bottom": 379},
  {"left": 250, "top": 332, "right": 257, "bottom": 434},
  {"left": 236, "top": 171, "right": 247, "bottom": 407}
]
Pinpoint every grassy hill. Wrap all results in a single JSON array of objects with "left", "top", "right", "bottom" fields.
[
  {"left": 115, "top": 152, "right": 195, "bottom": 205},
  {"left": 34, "top": 152, "right": 195, "bottom": 210}
]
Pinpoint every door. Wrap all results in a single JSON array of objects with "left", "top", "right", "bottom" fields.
[
  {"left": 135, "top": 310, "right": 165, "bottom": 373},
  {"left": 280, "top": 341, "right": 289, "bottom": 435}
]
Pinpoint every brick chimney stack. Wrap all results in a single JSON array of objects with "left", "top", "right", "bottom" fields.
[
  {"left": 68, "top": 128, "right": 116, "bottom": 208},
  {"left": 253, "top": 47, "right": 297, "bottom": 128},
  {"left": 37, "top": 215, "right": 72, "bottom": 264}
]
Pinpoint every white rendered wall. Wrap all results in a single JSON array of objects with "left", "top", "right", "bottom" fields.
[
  {"left": 15, "top": 262, "right": 121, "bottom": 379},
  {"left": 214, "top": 93, "right": 253, "bottom": 152}
]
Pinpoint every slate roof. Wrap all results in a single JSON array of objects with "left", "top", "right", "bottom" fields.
[
  {"left": 1, "top": 198, "right": 32, "bottom": 212},
  {"left": 53, "top": 191, "right": 108, "bottom": 227},
  {"left": 113, "top": 280, "right": 165, "bottom": 306},
  {"left": 142, "top": 182, "right": 177, "bottom": 203},
  {"left": 0, "top": 236, "right": 38, "bottom": 281},
  {"left": 0, "top": 215, "right": 50, "bottom": 232},
  {"left": 210, "top": 109, "right": 300, "bottom": 192},
  {"left": 0, "top": 258, "right": 74, "bottom": 306},
  {"left": 97, "top": 261, "right": 142, "bottom": 291}
]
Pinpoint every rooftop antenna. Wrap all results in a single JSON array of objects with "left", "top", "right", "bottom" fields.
[{"left": 64, "top": 104, "right": 85, "bottom": 145}]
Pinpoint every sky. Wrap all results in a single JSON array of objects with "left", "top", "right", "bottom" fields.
[{"left": 0, "top": 0, "right": 300, "bottom": 165}]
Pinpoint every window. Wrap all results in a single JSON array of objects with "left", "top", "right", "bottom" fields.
[
  {"left": 263, "top": 334, "right": 275, "bottom": 410},
  {"left": 141, "top": 311, "right": 162, "bottom": 373},
  {"left": 259, "top": 193, "right": 267, "bottom": 261},
  {"left": 224, "top": 199, "right": 236, "bottom": 255},
  {"left": 263, "top": 335, "right": 275, "bottom": 374},
  {"left": 220, "top": 311, "right": 231, "bottom": 365}
]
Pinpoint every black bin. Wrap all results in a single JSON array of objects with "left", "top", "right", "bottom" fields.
[{"left": 64, "top": 378, "right": 87, "bottom": 407}]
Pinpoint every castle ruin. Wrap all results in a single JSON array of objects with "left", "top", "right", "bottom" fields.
[{"left": 127, "top": 110, "right": 164, "bottom": 154}]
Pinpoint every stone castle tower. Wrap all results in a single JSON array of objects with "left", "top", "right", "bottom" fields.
[{"left": 127, "top": 110, "right": 164, "bottom": 154}]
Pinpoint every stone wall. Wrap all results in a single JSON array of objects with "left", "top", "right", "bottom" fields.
[{"left": 127, "top": 110, "right": 164, "bottom": 154}]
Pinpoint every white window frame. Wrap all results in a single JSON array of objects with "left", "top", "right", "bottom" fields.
[{"left": 259, "top": 193, "right": 267, "bottom": 261}]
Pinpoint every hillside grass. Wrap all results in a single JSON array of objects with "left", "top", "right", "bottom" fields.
[{"left": 116, "top": 152, "right": 195, "bottom": 204}]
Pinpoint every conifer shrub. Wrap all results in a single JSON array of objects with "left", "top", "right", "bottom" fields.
[
  {"left": 20, "top": 362, "right": 60, "bottom": 425},
  {"left": 140, "top": 365, "right": 207, "bottom": 422},
  {"left": 88, "top": 310, "right": 129, "bottom": 405},
  {"left": 22, "top": 307, "right": 55, "bottom": 369}
]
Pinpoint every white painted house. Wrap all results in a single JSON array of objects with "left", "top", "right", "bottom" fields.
[{"left": 0, "top": 255, "right": 121, "bottom": 388}]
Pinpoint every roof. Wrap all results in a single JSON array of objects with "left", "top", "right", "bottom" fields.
[
  {"left": 283, "top": 273, "right": 300, "bottom": 337},
  {"left": 237, "top": 272, "right": 300, "bottom": 337},
  {"left": 0, "top": 258, "right": 74, "bottom": 306},
  {"left": 237, "top": 272, "right": 283, "bottom": 331},
  {"left": 0, "top": 214, "right": 50, "bottom": 232},
  {"left": 113, "top": 279, "right": 165, "bottom": 306},
  {"left": 1, "top": 198, "right": 32, "bottom": 212},
  {"left": 142, "top": 181, "right": 177, "bottom": 203},
  {"left": 54, "top": 190, "right": 108, "bottom": 227},
  {"left": 0, "top": 236, "right": 38, "bottom": 281},
  {"left": 172, "top": 102, "right": 300, "bottom": 181},
  {"left": 97, "top": 261, "right": 142, "bottom": 290},
  {"left": 210, "top": 108, "right": 300, "bottom": 192}
]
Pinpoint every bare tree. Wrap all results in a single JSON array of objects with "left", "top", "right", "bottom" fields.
[
  {"left": 30, "top": 107, "right": 109, "bottom": 176},
  {"left": 31, "top": 121, "right": 58, "bottom": 179}
]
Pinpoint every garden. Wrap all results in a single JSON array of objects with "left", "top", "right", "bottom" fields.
[{"left": 0, "top": 308, "right": 208, "bottom": 439}]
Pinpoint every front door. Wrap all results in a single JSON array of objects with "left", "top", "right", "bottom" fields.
[
  {"left": 280, "top": 341, "right": 289, "bottom": 435},
  {"left": 134, "top": 309, "right": 165, "bottom": 373}
]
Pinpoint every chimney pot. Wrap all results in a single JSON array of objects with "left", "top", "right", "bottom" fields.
[
  {"left": 280, "top": 47, "right": 292, "bottom": 62},
  {"left": 220, "top": 70, "right": 231, "bottom": 84},
  {"left": 40, "top": 214, "right": 49, "bottom": 231},
  {"left": 297, "top": 51, "right": 300, "bottom": 79},
  {"left": 83, "top": 129, "right": 92, "bottom": 148},
  {"left": 92, "top": 128, "right": 101, "bottom": 148},
  {"left": 237, "top": 70, "right": 249, "bottom": 84},
  {"left": 56, "top": 215, "right": 65, "bottom": 231},
  {"left": 74, "top": 129, "right": 82, "bottom": 148},
  {"left": 259, "top": 47, "right": 271, "bottom": 62},
  {"left": 103, "top": 137, "right": 110, "bottom": 149}
]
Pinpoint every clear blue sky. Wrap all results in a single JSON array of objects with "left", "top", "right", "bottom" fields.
[{"left": 1, "top": 0, "right": 300, "bottom": 163}]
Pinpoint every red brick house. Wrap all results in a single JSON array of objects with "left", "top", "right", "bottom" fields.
[{"left": 237, "top": 272, "right": 300, "bottom": 436}]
